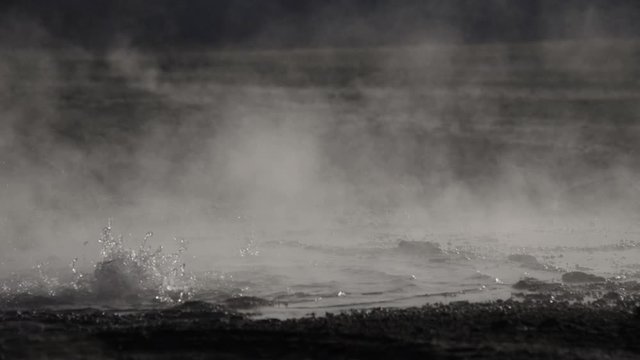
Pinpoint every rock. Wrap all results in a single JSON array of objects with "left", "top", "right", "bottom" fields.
[
  {"left": 602, "top": 292, "right": 622, "bottom": 301},
  {"left": 397, "top": 240, "right": 443, "bottom": 256},
  {"left": 224, "top": 296, "right": 273, "bottom": 310},
  {"left": 172, "top": 300, "right": 225, "bottom": 312},
  {"left": 512, "top": 277, "right": 562, "bottom": 292},
  {"left": 561, "top": 271, "right": 606, "bottom": 284},
  {"left": 507, "top": 254, "right": 547, "bottom": 270}
]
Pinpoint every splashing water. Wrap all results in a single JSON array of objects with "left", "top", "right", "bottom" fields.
[
  {"left": 93, "top": 221, "right": 195, "bottom": 304},
  {"left": 0, "top": 221, "right": 195, "bottom": 307}
]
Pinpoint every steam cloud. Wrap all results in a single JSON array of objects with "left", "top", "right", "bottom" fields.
[{"left": 1, "top": 4, "right": 640, "bottom": 275}]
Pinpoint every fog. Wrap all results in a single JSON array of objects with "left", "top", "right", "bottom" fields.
[{"left": 1, "top": 4, "right": 640, "bottom": 280}]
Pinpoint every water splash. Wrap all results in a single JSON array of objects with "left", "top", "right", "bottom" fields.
[
  {"left": 0, "top": 221, "right": 195, "bottom": 307},
  {"left": 93, "top": 222, "right": 194, "bottom": 304},
  {"left": 240, "top": 228, "right": 260, "bottom": 257}
]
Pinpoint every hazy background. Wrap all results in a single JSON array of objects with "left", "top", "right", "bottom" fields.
[
  {"left": 2, "top": 0, "right": 640, "bottom": 49},
  {"left": 2, "top": 0, "right": 640, "bottom": 271}
]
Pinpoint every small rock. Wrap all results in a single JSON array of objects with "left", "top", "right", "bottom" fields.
[
  {"left": 397, "top": 240, "right": 443, "bottom": 256},
  {"left": 512, "top": 277, "right": 561, "bottom": 292},
  {"left": 602, "top": 292, "right": 622, "bottom": 301},
  {"left": 172, "top": 300, "right": 224, "bottom": 312},
  {"left": 224, "top": 296, "right": 273, "bottom": 310},
  {"left": 507, "top": 254, "right": 546, "bottom": 270},
  {"left": 561, "top": 271, "right": 606, "bottom": 284}
]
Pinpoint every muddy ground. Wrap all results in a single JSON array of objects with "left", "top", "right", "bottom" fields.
[{"left": 1, "top": 296, "right": 639, "bottom": 359}]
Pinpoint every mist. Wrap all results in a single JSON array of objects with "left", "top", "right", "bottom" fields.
[{"left": 1, "top": 2, "right": 640, "bottom": 280}]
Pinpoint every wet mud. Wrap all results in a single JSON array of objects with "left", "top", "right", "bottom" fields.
[{"left": 2, "top": 294, "right": 640, "bottom": 359}]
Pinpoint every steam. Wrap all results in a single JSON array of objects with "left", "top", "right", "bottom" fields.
[{"left": 1, "top": 7, "right": 640, "bottom": 280}]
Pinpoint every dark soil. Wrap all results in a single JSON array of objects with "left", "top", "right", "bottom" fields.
[{"left": 2, "top": 299, "right": 640, "bottom": 359}]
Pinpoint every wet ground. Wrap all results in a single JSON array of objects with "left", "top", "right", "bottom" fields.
[{"left": 2, "top": 296, "right": 640, "bottom": 359}]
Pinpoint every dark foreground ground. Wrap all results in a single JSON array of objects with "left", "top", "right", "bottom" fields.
[{"left": 2, "top": 299, "right": 640, "bottom": 359}]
